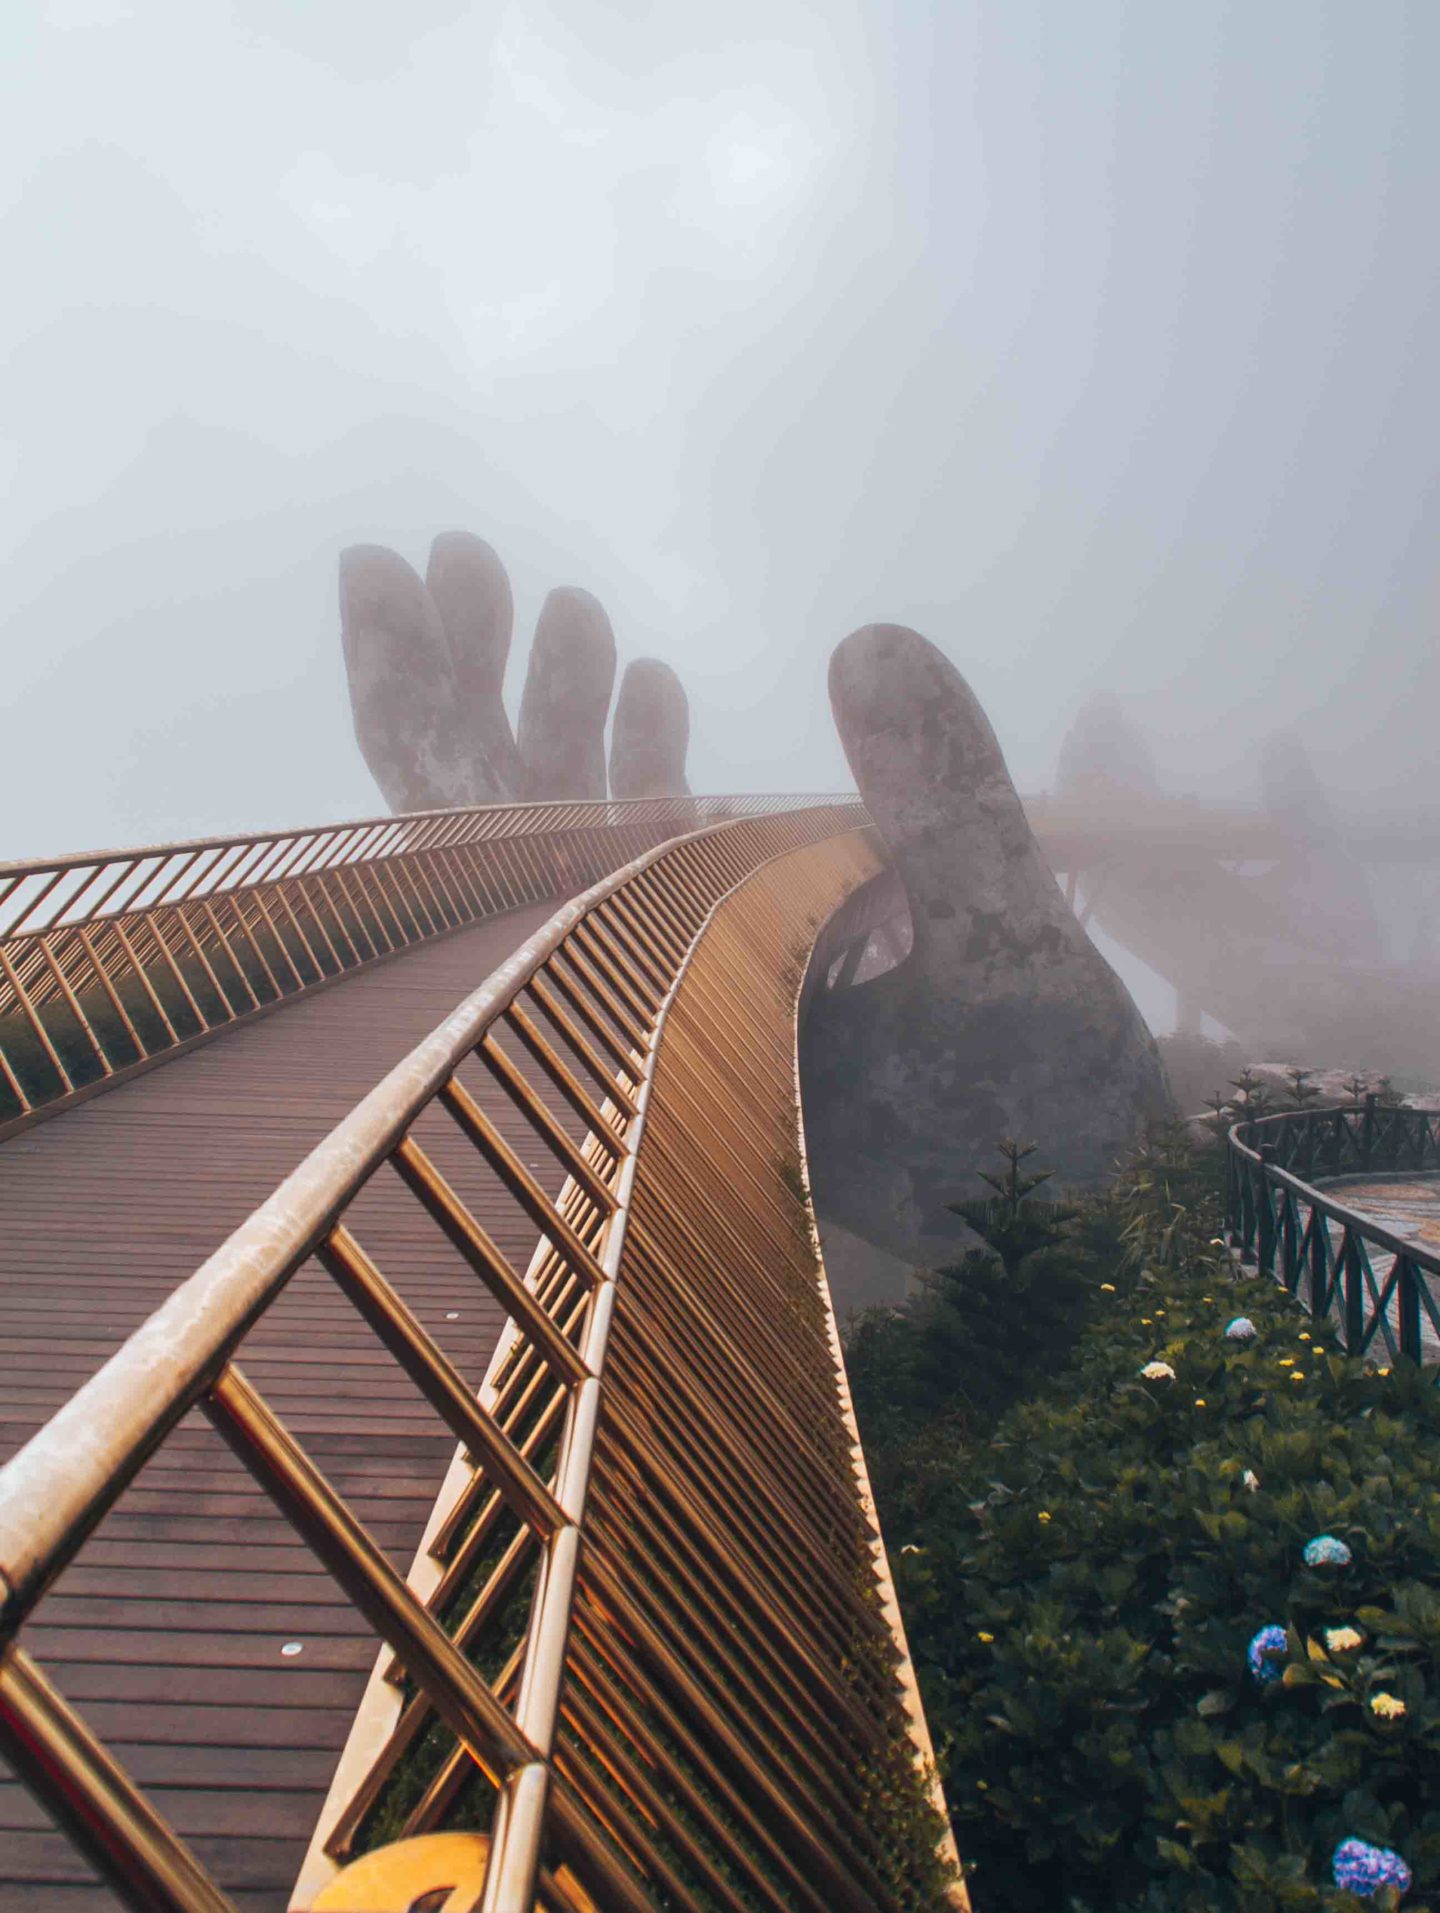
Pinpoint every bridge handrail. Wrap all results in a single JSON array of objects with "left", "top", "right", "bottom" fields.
[
  {"left": 1225, "top": 1101, "right": 1440, "bottom": 1362},
  {"left": 0, "top": 793, "right": 853, "bottom": 895},
  {"left": 0, "top": 798, "right": 952, "bottom": 1913},
  {"left": 0, "top": 792, "right": 852, "bottom": 1131}
]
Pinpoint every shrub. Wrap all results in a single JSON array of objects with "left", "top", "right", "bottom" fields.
[
  {"left": 853, "top": 1137, "right": 1440, "bottom": 1909},
  {"left": 846, "top": 1141, "right": 1120, "bottom": 1500}
]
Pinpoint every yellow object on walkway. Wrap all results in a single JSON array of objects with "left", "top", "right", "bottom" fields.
[{"left": 311, "top": 1831, "right": 596, "bottom": 1913}]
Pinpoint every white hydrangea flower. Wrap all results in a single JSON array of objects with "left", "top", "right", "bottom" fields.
[{"left": 1140, "top": 1360, "right": 1176, "bottom": 1381}]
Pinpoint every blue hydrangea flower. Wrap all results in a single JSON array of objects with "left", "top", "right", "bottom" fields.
[
  {"left": 1331, "top": 1838, "right": 1411, "bottom": 1897},
  {"left": 1247, "top": 1624, "right": 1287, "bottom": 1682},
  {"left": 1225, "top": 1316, "right": 1257, "bottom": 1340},
  {"left": 1304, "top": 1534, "right": 1353, "bottom": 1568}
]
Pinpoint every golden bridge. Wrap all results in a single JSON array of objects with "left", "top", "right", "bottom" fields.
[
  {"left": 0, "top": 794, "right": 965, "bottom": 1913},
  {"left": 0, "top": 786, "right": 1423, "bottom": 1910}
]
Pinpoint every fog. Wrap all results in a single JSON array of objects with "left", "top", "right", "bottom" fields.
[{"left": 2, "top": 0, "right": 1437, "bottom": 863}]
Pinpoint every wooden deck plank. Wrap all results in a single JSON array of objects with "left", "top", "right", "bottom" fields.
[{"left": 0, "top": 898, "right": 576, "bottom": 1910}]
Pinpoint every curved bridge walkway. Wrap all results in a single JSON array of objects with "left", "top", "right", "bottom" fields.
[
  {"left": 0, "top": 898, "right": 568, "bottom": 1907},
  {"left": 0, "top": 797, "right": 963, "bottom": 1913}
]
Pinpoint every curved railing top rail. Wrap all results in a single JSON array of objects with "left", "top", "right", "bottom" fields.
[
  {"left": 0, "top": 793, "right": 854, "bottom": 934},
  {"left": 1225, "top": 1101, "right": 1440, "bottom": 1364},
  {"left": 1230, "top": 1104, "right": 1440, "bottom": 1273},
  {"left": 0, "top": 793, "right": 863, "bottom": 1133}
]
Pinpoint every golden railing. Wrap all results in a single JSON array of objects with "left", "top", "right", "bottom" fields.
[
  {"left": 0, "top": 801, "right": 962, "bottom": 1912},
  {"left": 0, "top": 794, "right": 845, "bottom": 1134}
]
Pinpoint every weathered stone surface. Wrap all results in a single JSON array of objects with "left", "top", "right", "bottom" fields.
[
  {"left": 425, "top": 530, "right": 521, "bottom": 802},
  {"left": 516, "top": 587, "right": 616, "bottom": 801},
  {"left": 801, "top": 624, "right": 1172, "bottom": 1269},
  {"left": 609, "top": 658, "right": 691, "bottom": 798},
  {"left": 338, "top": 544, "right": 472, "bottom": 813}
]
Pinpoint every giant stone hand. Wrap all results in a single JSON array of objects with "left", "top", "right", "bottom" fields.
[{"left": 801, "top": 624, "right": 1171, "bottom": 1269}]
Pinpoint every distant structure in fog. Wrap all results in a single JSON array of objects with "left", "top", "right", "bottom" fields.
[
  {"left": 1055, "top": 691, "right": 1160, "bottom": 802},
  {"left": 1047, "top": 701, "right": 1440, "bottom": 1081},
  {"left": 1259, "top": 730, "right": 1381, "bottom": 964},
  {"left": 339, "top": 530, "right": 692, "bottom": 809}
]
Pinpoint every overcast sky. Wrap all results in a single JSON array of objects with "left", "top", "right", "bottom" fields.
[{"left": 2, "top": 0, "right": 1436, "bottom": 861}]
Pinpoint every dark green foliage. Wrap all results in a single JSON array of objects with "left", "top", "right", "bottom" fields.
[
  {"left": 846, "top": 1141, "right": 1118, "bottom": 1495},
  {"left": 1286, "top": 1068, "right": 1321, "bottom": 1110},
  {"left": 1229, "top": 1069, "right": 1275, "bottom": 1124},
  {"left": 849, "top": 1130, "right": 1440, "bottom": 1910},
  {"left": 949, "top": 1137, "right": 1079, "bottom": 1278}
]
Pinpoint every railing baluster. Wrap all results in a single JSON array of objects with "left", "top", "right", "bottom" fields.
[
  {"left": 1256, "top": 1145, "right": 1277, "bottom": 1277},
  {"left": 0, "top": 1646, "right": 232, "bottom": 1913},
  {"left": 1399, "top": 1257, "right": 1424, "bottom": 1362}
]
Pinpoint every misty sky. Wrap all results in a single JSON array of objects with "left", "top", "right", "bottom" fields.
[{"left": 2, "top": 0, "right": 1437, "bottom": 863}]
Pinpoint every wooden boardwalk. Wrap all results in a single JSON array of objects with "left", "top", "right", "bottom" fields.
[{"left": 0, "top": 900, "right": 565, "bottom": 1910}]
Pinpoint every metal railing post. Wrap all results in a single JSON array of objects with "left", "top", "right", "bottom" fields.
[
  {"left": 1255, "top": 1144, "right": 1277, "bottom": 1279},
  {"left": 1399, "top": 1258, "right": 1423, "bottom": 1364},
  {"left": 1361, "top": 1092, "right": 1377, "bottom": 1170}
]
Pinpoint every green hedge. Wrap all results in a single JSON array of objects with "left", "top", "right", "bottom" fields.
[{"left": 851, "top": 1142, "right": 1440, "bottom": 1910}]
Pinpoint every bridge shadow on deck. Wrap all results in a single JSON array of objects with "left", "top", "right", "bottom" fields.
[{"left": 0, "top": 899, "right": 566, "bottom": 1910}]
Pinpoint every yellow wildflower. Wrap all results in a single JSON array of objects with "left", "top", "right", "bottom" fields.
[
  {"left": 1299, "top": 1332, "right": 1312, "bottom": 1341},
  {"left": 1291, "top": 1372, "right": 1305, "bottom": 1382},
  {"left": 1100, "top": 1283, "right": 1116, "bottom": 1293},
  {"left": 1038, "top": 1511, "right": 1052, "bottom": 1524},
  {"left": 1141, "top": 1317, "right": 1154, "bottom": 1326},
  {"left": 1371, "top": 1693, "right": 1406, "bottom": 1720},
  {"left": 977, "top": 1631, "right": 994, "bottom": 1643},
  {"left": 1194, "top": 1399, "right": 1207, "bottom": 1407}
]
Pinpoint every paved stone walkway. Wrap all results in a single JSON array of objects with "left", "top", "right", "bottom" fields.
[{"left": 1318, "top": 1174, "right": 1440, "bottom": 1255}]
